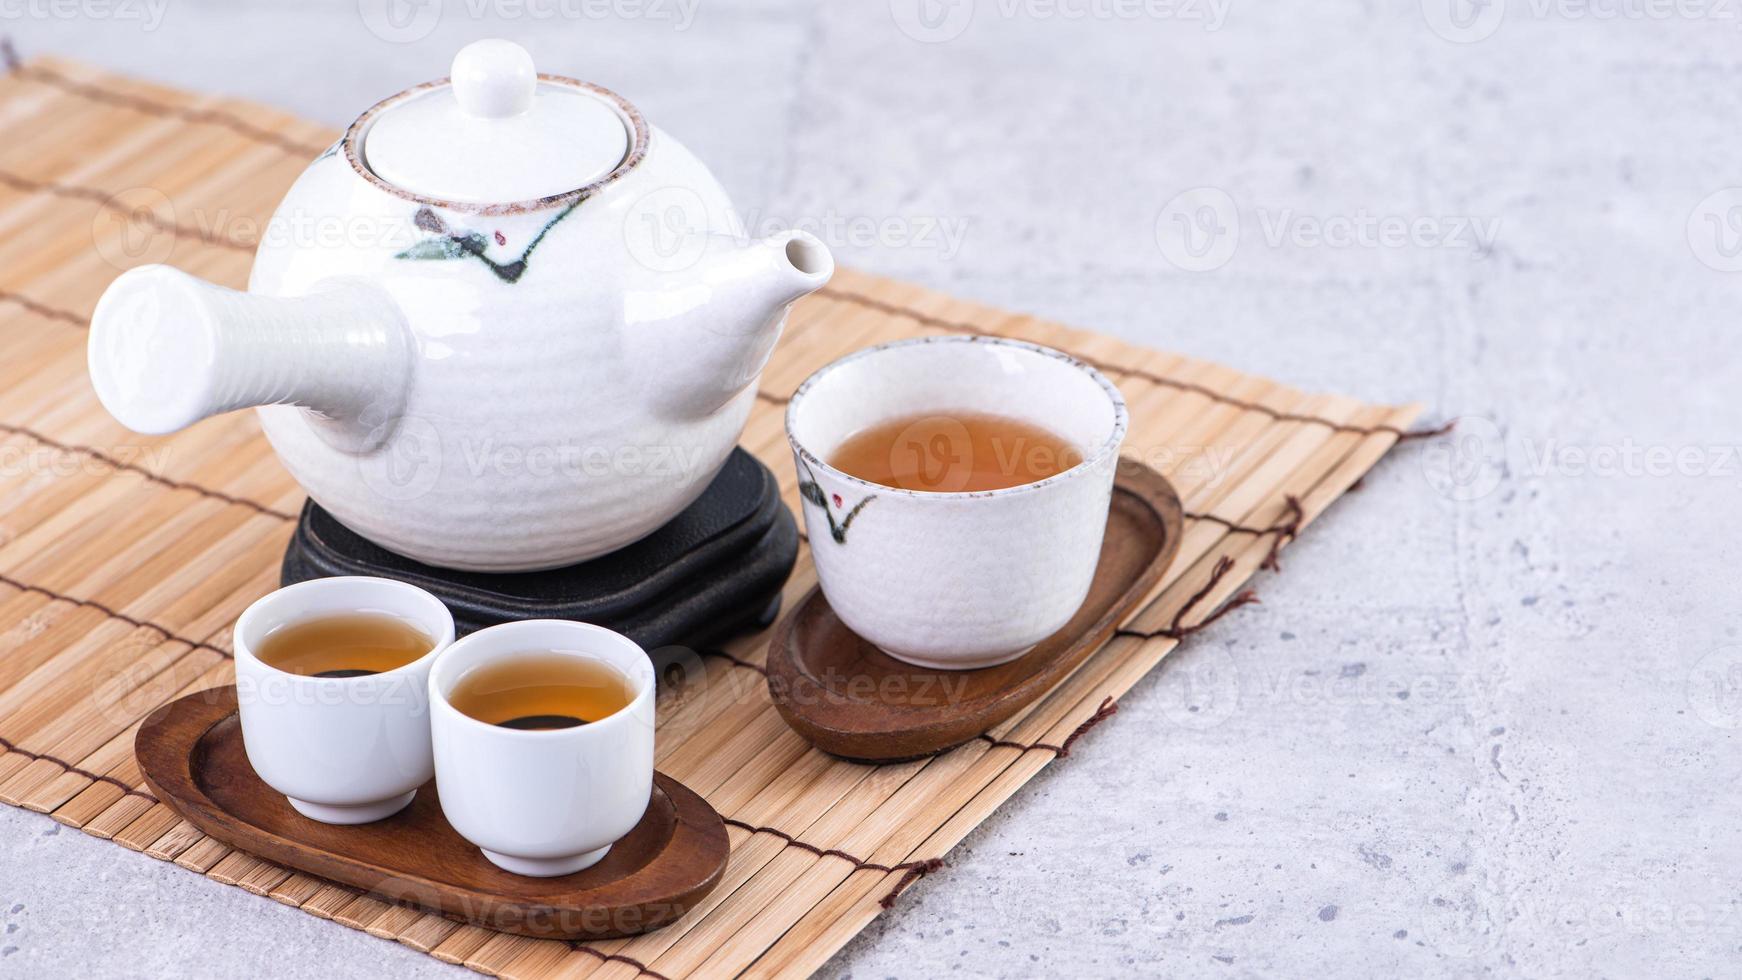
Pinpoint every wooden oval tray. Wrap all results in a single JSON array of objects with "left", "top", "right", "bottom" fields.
[
  {"left": 136, "top": 686, "right": 729, "bottom": 940},
  {"left": 766, "top": 462, "right": 1184, "bottom": 762}
]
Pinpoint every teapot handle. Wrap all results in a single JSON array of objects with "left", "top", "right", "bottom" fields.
[{"left": 88, "top": 265, "right": 414, "bottom": 452}]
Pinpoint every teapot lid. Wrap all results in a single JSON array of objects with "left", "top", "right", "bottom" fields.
[{"left": 354, "top": 40, "right": 641, "bottom": 209}]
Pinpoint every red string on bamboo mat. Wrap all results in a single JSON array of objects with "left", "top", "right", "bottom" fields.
[
  {"left": 1113, "top": 555, "right": 1260, "bottom": 644},
  {"left": 0, "top": 420, "right": 294, "bottom": 522},
  {"left": 562, "top": 943, "right": 670, "bottom": 980},
  {"left": 677, "top": 816, "right": 951, "bottom": 910},
  {"left": 0, "top": 168, "right": 253, "bottom": 251},
  {"left": 0, "top": 570, "right": 235, "bottom": 661},
  {"left": 1261, "top": 495, "right": 1305, "bottom": 572},
  {"left": 0, "top": 288, "right": 89, "bottom": 327},
  {"left": 977, "top": 696, "right": 1119, "bottom": 758},
  {"left": 0, "top": 734, "right": 154, "bottom": 802}
]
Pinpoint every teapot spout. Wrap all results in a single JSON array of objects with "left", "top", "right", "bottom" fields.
[
  {"left": 88, "top": 265, "right": 414, "bottom": 452},
  {"left": 758, "top": 230, "right": 835, "bottom": 310},
  {"left": 629, "top": 230, "right": 833, "bottom": 420}
]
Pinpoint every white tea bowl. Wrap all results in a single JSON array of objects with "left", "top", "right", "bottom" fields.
[
  {"left": 785, "top": 336, "right": 1128, "bottom": 670},
  {"left": 429, "top": 620, "right": 656, "bottom": 877},
  {"left": 233, "top": 576, "right": 455, "bottom": 824}
]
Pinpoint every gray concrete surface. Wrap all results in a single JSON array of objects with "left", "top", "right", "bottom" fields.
[{"left": 3, "top": 1, "right": 1740, "bottom": 976}]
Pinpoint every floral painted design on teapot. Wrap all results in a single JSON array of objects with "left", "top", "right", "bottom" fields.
[{"left": 393, "top": 204, "right": 578, "bottom": 283}]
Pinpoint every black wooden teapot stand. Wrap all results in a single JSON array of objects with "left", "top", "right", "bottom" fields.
[{"left": 281, "top": 448, "right": 798, "bottom": 651}]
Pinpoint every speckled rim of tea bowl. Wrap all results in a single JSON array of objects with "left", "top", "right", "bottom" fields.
[{"left": 784, "top": 336, "right": 1130, "bottom": 670}]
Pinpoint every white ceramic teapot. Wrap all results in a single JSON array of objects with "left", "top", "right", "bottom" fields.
[{"left": 88, "top": 40, "right": 833, "bottom": 572}]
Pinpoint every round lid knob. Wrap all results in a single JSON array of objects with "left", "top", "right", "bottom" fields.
[
  {"left": 360, "top": 40, "right": 632, "bottom": 206},
  {"left": 451, "top": 39, "right": 536, "bottom": 118}
]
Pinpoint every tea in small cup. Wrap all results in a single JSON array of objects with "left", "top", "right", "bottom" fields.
[
  {"left": 429, "top": 620, "right": 655, "bottom": 877},
  {"left": 786, "top": 337, "right": 1128, "bottom": 669},
  {"left": 233, "top": 576, "right": 455, "bottom": 824}
]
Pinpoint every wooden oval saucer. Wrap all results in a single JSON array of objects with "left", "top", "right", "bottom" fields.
[
  {"left": 136, "top": 686, "right": 728, "bottom": 940},
  {"left": 766, "top": 462, "right": 1184, "bottom": 763}
]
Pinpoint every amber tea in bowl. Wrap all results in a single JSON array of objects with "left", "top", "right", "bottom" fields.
[
  {"left": 829, "top": 412, "right": 1081, "bottom": 493},
  {"left": 446, "top": 653, "right": 636, "bottom": 731},
  {"left": 786, "top": 337, "right": 1128, "bottom": 670},
  {"left": 255, "top": 613, "right": 435, "bottom": 679}
]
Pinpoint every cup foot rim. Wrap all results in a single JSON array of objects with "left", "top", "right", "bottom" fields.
[
  {"left": 286, "top": 790, "right": 416, "bottom": 825},
  {"left": 876, "top": 643, "right": 1036, "bottom": 671},
  {"left": 481, "top": 845, "right": 611, "bottom": 877}
]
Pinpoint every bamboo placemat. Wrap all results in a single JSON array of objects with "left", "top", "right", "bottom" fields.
[{"left": 0, "top": 42, "right": 1428, "bottom": 979}]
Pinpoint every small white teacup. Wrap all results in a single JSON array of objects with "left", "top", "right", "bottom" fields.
[
  {"left": 234, "top": 576, "right": 455, "bottom": 824},
  {"left": 786, "top": 336, "right": 1128, "bottom": 670},
  {"left": 429, "top": 620, "right": 656, "bottom": 877}
]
